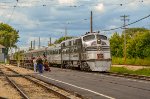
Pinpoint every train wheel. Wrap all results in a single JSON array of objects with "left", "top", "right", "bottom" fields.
[
  {"left": 81, "top": 62, "right": 91, "bottom": 71},
  {"left": 80, "top": 64, "right": 84, "bottom": 71},
  {"left": 80, "top": 62, "right": 91, "bottom": 71}
]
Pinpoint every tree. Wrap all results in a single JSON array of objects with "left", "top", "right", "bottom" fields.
[
  {"left": 0, "top": 23, "right": 19, "bottom": 55},
  {"left": 54, "top": 36, "right": 73, "bottom": 44},
  {"left": 110, "top": 28, "right": 150, "bottom": 59},
  {"left": 110, "top": 32, "right": 124, "bottom": 57},
  {"left": 124, "top": 28, "right": 149, "bottom": 38},
  {"left": 124, "top": 28, "right": 150, "bottom": 58}
]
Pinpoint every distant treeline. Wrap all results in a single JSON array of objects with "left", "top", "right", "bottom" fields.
[{"left": 110, "top": 28, "right": 150, "bottom": 59}]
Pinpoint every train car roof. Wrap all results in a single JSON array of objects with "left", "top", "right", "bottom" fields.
[
  {"left": 47, "top": 44, "right": 61, "bottom": 50},
  {"left": 61, "top": 37, "right": 81, "bottom": 44},
  {"left": 24, "top": 47, "right": 47, "bottom": 54}
]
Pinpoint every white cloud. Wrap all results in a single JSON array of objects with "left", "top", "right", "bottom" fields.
[
  {"left": 18, "top": 36, "right": 57, "bottom": 50},
  {"left": 95, "top": 3, "right": 104, "bottom": 12},
  {"left": 107, "top": 25, "right": 117, "bottom": 29},
  {"left": 58, "top": 0, "right": 76, "bottom": 5},
  {"left": 10, "top": 11, "right": 39, "bottom": 29},
  {"left": 143, "top": 0, "right": 150, "bottom": 5},
  {"left": 18, "top": 3, "right": 34, "bottom": 7}
]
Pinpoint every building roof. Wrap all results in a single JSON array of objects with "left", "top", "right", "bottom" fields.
[{"left": 0, "top": 44, "right": 5, "bottom": 48}]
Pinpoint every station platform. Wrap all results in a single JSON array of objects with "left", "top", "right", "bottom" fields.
[{"left": 31, "top": 67, "right": 150, "bottom": 99}]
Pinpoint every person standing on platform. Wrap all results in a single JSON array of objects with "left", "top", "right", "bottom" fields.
[
  {"left": 33, "top": 57, "right": 37, "bottom": 72},
  {"left": 36, "top": 56, "right": 43, "bottom": 73}
]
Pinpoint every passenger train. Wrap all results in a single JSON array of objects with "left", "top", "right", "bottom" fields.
[{"left": 23, "top": 32, "right": 112, "bottom": 71}]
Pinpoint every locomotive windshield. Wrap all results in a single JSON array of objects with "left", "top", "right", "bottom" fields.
[
  {"left": 83, "top": 35, "right": 95, "bottom": 41},
  {"left": 97, "top": 35, "right": 107, "bottom": 40}
]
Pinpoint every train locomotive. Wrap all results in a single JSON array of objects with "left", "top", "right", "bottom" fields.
[{"left": 23, "top": 32, "right": 112, "bottom": 71}]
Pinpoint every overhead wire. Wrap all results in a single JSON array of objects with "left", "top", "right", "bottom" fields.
[
  {"left": 6, "top": 0, "right": 18, "bottom": 24},
  {"left": 0, "top": 0, "right": 141, "bottom": 8},
  {"left": 100, "top": 13, "right": 150, "bottom": 31}
]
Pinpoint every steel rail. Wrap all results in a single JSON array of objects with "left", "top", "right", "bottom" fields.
[
  {"left": 4, "top": 65, "right": 84, "bottom": 99},
  {"left": 0, "top": 67, "right": 29, "bottom": 99}
]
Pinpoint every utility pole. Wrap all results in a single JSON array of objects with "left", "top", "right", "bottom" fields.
[
  {"left": 90, "top": 11, "right": 93, "bottom": 33},
  {"left": 121, "top": 15, "right": 129, "bottom": 64},
  {"left": 65, "top": 26, "right": 67, "bottom": 40},
  {"left": 38, "top": 37, "right": 40, "bottom": 49},
  {"left": 49, "top": 37, "right": 51, "bottom": 45},
  {"left": 31, "top": 41, "right": 32, "bottom": 49},
  {"left": 33, "top": 40, "right": 35, "bottom": 49}
]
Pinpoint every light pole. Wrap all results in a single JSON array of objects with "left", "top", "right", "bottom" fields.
[{"left": 65, "top": 22, "right": 70, "bottom": 40}]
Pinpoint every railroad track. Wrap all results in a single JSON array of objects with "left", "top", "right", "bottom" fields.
[{"left": 0, "top": 65, "right": 86, "bottom": 99}]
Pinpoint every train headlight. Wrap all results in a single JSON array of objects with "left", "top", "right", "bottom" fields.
[{"left": 97, "top": 39, "right": 101, "bottom": 44}]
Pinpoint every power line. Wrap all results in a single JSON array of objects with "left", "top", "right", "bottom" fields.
[
  {"left": 100, "top": 13, "right": 150, "bottom": 31},
  {"left": 6, "top": 0, "right": 18, "bottom": 24},
  {"left": 0, "top": 0, "right": 144, "bottom": 8}
]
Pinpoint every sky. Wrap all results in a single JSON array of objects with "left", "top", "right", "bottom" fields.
[{"left": 0, "top": 0, "right": 150, "bottom": 50}]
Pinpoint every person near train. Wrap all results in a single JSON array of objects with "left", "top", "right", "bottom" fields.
[
  {"left": 43, "top": 59, "right": 51, "bottom": 72},
  {"left": 32, "top": 57, "right": 37, "bottom": 72},
  {"left": 36, "top": 56, "right": 43, "bottom": 73}
]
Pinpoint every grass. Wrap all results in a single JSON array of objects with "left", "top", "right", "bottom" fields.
[
  {"left": 0, "top": 62, "right": 4, "bottom": 64},
  {"left": 112, "top": 57, "right": 150, "bottom": 66},
  {"left": 110, "top": 67, "right": 150, "bottom": 76}
]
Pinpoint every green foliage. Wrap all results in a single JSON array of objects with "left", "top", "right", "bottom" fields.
[
  {"left": 13, "top": 51, "right": 24, "bottom": 61},
  {"left": 54, "top": 36, "right": 73, "bottom": 44},
  {"left": 48, "top": 44, "right": 54, "bottom": 46},
  {"left": 0, "top": 23, "right": 19, "bottom": 55},
  {"left": 110, "top": 67, "right": 150, "bottom": 76},
  {"left": 127, "top": 31, "right": 150, "bottom": 58},
  {"left": 110, "top": 28, "right": 150, "bottom": 59},
  {"left": 124, "top": 28, "right": 149, "bottom": 38},
  {"left": 110, "top": 32, "right": 123, "bottom": 57}
]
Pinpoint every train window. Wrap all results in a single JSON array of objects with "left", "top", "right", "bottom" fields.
[
  {"left": 54, "top": 50, "right": 56, "bottom": 54},
  {"left": 59, "top": 49, "right": 61, "bottom": 54},
  {"left": 62, "top": 50, "right": 64, "bottom": 54},
  {"left": 66, "top": 49, "right": 68, "bottom": 54},
  {"left": 83, "top": 35, "right": 95, "bottom": 41},
  {"left": 56, "top": 50, "right": 58, "bottom": 54},
  {"left": 65, "top": 42, "right": 69, "bottom": 46},
  {"left": 50, "top": 50, "right": 52, "bottom": 54},
  {"left": 61, "top": 43, "right": 65, "bottom": 47},
  {"left": 73, "top": 40, "right": 76, "bottom": 45},
  {"left": 74, "top": 39, "right": 81, "bottom": 45},
  {"left": 72, "top": 49, "right": 74, "bottom": 53},
  {"left": 77, "top": 39, "right": 82, "bottom": 45},
  {"left": 43, "top": 52, "right": 46, "bottom": 57},
  {"left": 69, "top": 41, "right": 71, "bottom": 46},
  {"left": 62, "top": 50, "right": 66, "bottom": 54},
  {"left": 97, "top": 34, "right": 107, "bottom": 40},
  {"left": 74, "top": 48, "right": 77, "bottom": 53}
]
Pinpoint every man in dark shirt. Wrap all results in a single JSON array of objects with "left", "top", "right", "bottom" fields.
[{"left": 36, "top": 56, "right": 43, "bottom": 73}]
